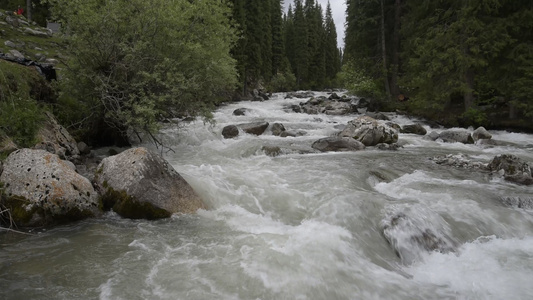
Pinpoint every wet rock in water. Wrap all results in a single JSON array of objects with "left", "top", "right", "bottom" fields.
[
  {"left": 328, "top": 92, "right": 341, "bottom": 100},
  {"left": 285, "top": 91, "right": 315, "bottom": 99},
  {"left": 488, "top": 154, "right": 532, "bottom": 185},
  {"left": 423, "top": 131, "right": 440, "bottom": 141},
  {"left": 271, "top": 123, "right": 286, "bottom": 136},
  {"left": 280, "top": 130, "right": 306, "bottom": 137},
  {"left": 365, "top": 112, "right": 389, "bottom": 121},
  {"left": 438, "top": 129, "right": 474, "bottom": 144},
  {"left": 94, "top": 147, "right": 206, "bottom": 219},
  {"left": 472, "top": 126, "right": 492, "bottom": 141},
  {"left": 262, "top": 146, "right": 281, "bottom": 157},
  {"left": 376, "top": 143, "right": 402, "bottom": 151},
  {"left": 238, "top": 122, "right": 269, "bottom": 136},
  {"left": 0, "top": 149, "right": 100, "bottom": 227},
  {"left": 339, "top": 116, "right": 398, "bottom": 146},
  {"left": 386, "top": 122, "right": 401, "bottom": 132},
  {"left": 312, "top": 137, "right": 365, "bottom": 152},
  {"left": 233, "top": 108, "right": 250, "bottom": 116},
  {"left": 381, "top": 207, "right": 457, "bottom": 264},
  {"left": 401, "top": 124, "right": 427, "bottom": 135},
  {"left": 430, "top": 154, "right": 488, "bottom": 170},
  {"left": 501, "top": 196, "right": 533, "bottom": 210},
  {"left": 222, "top": 125, "right": 239, "bottom": 139}
]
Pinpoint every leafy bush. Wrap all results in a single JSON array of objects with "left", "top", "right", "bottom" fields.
[
  {"left": 45, "top": 0, "right": 238, "bottom": 145},
  {"left": 269, "top": 72, "right": 297, "bottom": 92},
  {"left": 338, "top": 59, "right": 385, "bottom": 100},
  {"left": 0, "top": 99, "right": 45, "bottom": 147}
]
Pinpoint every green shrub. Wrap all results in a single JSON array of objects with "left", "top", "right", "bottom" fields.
[
  {"left": 0, "top": 99, "right": 45, "bottom": 147},
  {"left": 269, "top": 72, "right": 297, "bottom": 92}
]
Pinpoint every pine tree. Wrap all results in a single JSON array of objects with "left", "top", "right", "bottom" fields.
[
  {"left": 292, "top": 0, "right": 309, "bottom": 87},
  {"left": 324, "top": 1, "right": 339, "bottom": 84}
]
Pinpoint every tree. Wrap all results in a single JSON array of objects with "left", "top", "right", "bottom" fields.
[
  {"left": 324, "top": 1, "right": 340, "bottom": 84},
  {"left": 46, "top": 0, "right": 238, "bottom": 145}
]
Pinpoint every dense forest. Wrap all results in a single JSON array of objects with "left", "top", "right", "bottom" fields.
[
  {"left": 230, "top": 0, "right": 341, "bottom": 93},
  {"left": 2, "top": 0, "right": 533, "bottom": 152},
  {"left": 342, "top": 0, "right": 533, "bottom": 129}
]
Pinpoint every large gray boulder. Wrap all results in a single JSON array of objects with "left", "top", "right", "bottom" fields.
[
  {"left": 93, "top": 147, "right": 206, "bottom": 219},
  {"left": 339, "top": 116, "right": 398, "bottom": 146},
  {"left": 438, "top": 129, "right": 474, "bottom": 144},
  {"left": 0, "top": 149, "right": 99, "bottom": 227},
  {"left": 488, "top": 154, "right": 532, "bottom": 185},
  {"left": 312, "top": 137, "right": 365, "bottom": 152}
]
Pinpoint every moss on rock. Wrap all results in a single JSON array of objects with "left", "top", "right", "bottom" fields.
[{"left": 100, "top": 186, "right": 171, "bottom": 220}]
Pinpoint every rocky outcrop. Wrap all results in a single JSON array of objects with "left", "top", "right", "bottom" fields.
[
  {"left": 339, "top": 116, "right": 398, "bottom": 146},
  {"left": 34, "top": 112, "right": 80, "bottom": 159},
  {"left": 93, "top": 147, "right": 205, "bottom": 219},
  {"left": 488, "top": 154, "right": 532, "bottom": 185},
  {"left": 438, "top": 129, "right": 474, "bottom": 144},
  {"left": 401, "top": 124, "right": 427, "bottom": 135},
  {"left": 0, "top": 149, "right": 99, "bottom": 227},
  {"left": 312, "top": 137, "right": 365, "bottom": 152}
]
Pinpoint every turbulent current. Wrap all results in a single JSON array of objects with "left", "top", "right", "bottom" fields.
[{"left": 1, "top": 92, "right": 533, "bottom": 299}]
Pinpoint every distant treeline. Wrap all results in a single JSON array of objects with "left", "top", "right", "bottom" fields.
[
  {"left": 343, "top": 0, "right": 533, "bottom": 128},
  {"left": 229, "top": 0, "right": 342, "bottom": 93}
]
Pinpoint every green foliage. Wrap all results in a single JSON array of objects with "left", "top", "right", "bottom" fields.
[
  {"left": 45, "top": 0, "right": 238, "bottom": 144},
  {"left": 0, "top": 61, "right": 47, "bottom": 147},
  {"left": 268, "top": 71, "right": 297, "bottom": 92},
  {"left": 344, "top": 0, "right": 533, "bottom": 130},
  {"left": 462, "top": 108, "right": 488, "bottom": 126},
  {"left": 338, "top": 60, "right": 385, "bottom": 100},
  {"left": 0, "top": 100, "right": 44, "bottom": 147}
]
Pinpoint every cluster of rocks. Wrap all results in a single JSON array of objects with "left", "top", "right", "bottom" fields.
[
  {"left": 1, "top": 12, "right": 60, "bottom": 65},
  {"left": 0, "top": 114, "right": 205, "bottom": 228},
  {"left": 287, "top": 92, "right": 371, "bottom": 116}
]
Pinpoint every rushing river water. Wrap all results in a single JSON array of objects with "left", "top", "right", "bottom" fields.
[{"left": 1, "top": 91, "right": 533, "bottom": 299}]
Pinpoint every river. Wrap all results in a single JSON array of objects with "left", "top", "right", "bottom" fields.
[{"left": 1, "top": 91, "right": 533, "bottom": 299}]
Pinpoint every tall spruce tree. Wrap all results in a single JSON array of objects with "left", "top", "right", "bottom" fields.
[{"left": 324, "top": 1, "right": 340, "bottom": 84}]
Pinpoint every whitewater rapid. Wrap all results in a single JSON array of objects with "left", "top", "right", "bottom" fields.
[{"left": 1, "top": 91, "right": 532, "bottom": 299}]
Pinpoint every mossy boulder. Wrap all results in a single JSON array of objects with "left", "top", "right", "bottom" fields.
[
  {"left": 0, "top": 149, "right": 100, "bottom": 227},
  {"left": 93, "top": 147, "right": 206, "bottom": 219}
]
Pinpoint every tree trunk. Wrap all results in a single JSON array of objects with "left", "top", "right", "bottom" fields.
[
  {"left": 380, "top": 0, "right": 391, "bottom": 99},
  {"left": 464, "top": 69, "right": 475, "bottom": 111},
  {"left": 26, "top": 0, "right": 31, "bottom": 22},
  {"left": 390, "top": 0, "right": 401, "bottom": 97}
]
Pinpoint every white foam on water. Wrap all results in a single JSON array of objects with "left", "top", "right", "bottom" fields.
[{"left": 406, "top": 236, "right": 533, "bottom": 299}]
